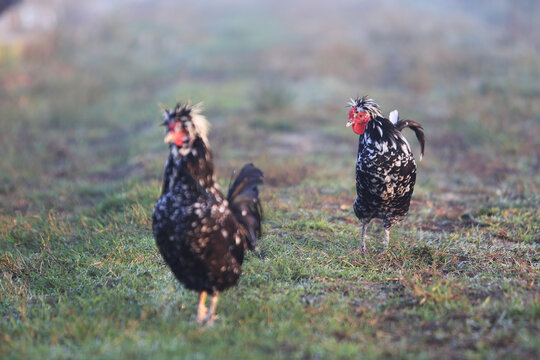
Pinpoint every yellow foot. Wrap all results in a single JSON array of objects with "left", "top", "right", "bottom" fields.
[
  {"left": 196, "top": 305, "right": 208, "bottom": 324},
  {"left": 202, "top": 314, "right": 219, "bottom": 326}
]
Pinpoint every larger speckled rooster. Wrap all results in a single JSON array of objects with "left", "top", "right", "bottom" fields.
[
  {"left": 152, "top": 103, "right": 263, "bottom": 325},
  {"left": 346, "top": 96, "right": 425, "bottom": 252}
]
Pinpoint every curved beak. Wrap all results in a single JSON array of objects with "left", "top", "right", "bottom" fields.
[
  {"left": 346, "top": 120, "right": 354, "bottom": 127},
  {"left": 164, "top": 131, "right": 175, "bottom": 143}
]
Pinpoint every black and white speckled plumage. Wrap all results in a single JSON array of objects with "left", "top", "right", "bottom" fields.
[
  {"left": 348, "top": 96, "right": 425, "bottom": 250},
  {"left": 152, "top": 104, "right": 263, "bottom": 323}
]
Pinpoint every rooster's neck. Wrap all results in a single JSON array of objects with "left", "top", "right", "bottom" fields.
[{"left": 162, "top": 138, "right": 216, "bottom": 195}]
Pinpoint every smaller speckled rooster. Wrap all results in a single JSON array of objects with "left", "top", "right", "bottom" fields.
[
  {"left": 347, "top": 96, "right": 425, "bottom": 252},
  {"left": 152, "top": 103, "right": 263, "bottom": 325}
]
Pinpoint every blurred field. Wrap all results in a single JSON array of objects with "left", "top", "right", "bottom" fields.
[{"left": 1, "top": 0, "right": 539, "bottom": 359}]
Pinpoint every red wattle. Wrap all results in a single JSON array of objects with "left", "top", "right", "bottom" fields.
[
  {"left": 169, "top": 130, "right": 186, "bottom": 146},
  {"left": 352, "top": 120, "right": 368, "bottom": 135}
]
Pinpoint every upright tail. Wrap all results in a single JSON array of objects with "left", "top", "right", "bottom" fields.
[
  {"left": 395, "top": 119, "right": 425, "bottom": 161},
  {"left": 227, "top": 163, "right": 264, "bottom": 251}
]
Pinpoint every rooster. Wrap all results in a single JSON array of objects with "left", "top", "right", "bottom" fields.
[
  {"left": 346, "top": 96, "right": 425, "bottom": 252},
  {"left": 152, "top": 103, "right": 263, "bottom": 325}
]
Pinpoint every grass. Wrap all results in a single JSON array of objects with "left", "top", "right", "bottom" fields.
[{"left": 1, "top": 1, "right": 539, "bottom": 359}]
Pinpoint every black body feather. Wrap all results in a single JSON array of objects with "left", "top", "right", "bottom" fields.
[
  {"left": 152, "top": 105, "right": 263, "bottom": 296},
  {"left": 351, "top": 98, "right": 425, "bottom": 232}
]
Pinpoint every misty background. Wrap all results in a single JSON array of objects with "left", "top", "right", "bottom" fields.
[{"left": 1, "top": 1, "right": 539, "bottom": 358}]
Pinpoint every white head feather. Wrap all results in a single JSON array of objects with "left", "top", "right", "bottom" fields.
[{"left": 189, "top": 103, "right": 210, "bottom": 148}]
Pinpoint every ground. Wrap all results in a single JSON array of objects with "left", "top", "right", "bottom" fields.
[{"left": 0, "top": 1, "right": 539, "bottom": 359}]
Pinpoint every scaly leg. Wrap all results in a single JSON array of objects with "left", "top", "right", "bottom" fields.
[
  {"left": 384, "top": 228, "right": 390, "bottom": 249},
  {"left": 360, "top": 221, "right": 367, "bottom": 253},
  {"left": 196, "top": 291, "right": 208, "bottom": 324},
  {"left": 204, "top": 292, "right": 219, "bottom": 326}
]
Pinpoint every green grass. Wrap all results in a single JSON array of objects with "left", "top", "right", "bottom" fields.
[
  {"left": 1, "top": 1, "right": 539, "bottom": 359},
  {"left": 2, "top": 185, "right": 538, "bottom": 359}
]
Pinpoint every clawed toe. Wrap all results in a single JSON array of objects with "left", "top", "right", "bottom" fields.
[
  {"left": 202, "top": 314, "right": 219, "bottom": 326},
  {"left": 196, "top": 306, "right": 208, "bottom": 324},
  {"left": 339, "top": 247, "right": 366, "bottom": 258}
]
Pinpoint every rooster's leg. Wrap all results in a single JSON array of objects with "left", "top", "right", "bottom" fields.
[
  {"left": 360, "top": 221, "right": 367, "bottom": 253},
  {"left": 204, "top": 292, "right": 219, "bottom": 326},
  {"left": 384, "top": 228, "right": 390, "bottom": 249},
  {"left": 196, "top": 291, "right": 208, "bottom": 324}
]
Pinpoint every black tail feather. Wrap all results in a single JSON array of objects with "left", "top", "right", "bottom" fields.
[
  {"left": 227, "top": 163, "right": 264, "bottom": 251},
  {"left": 395, "top": 120, "right": 425, "bottom": 160}
]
